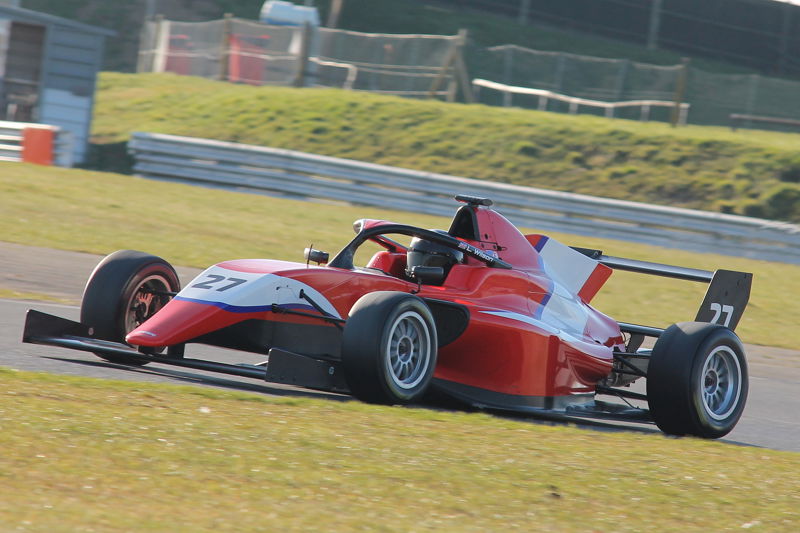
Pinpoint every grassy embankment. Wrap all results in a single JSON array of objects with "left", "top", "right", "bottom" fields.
[
  {"left": 1, "top": 368, "right": 798, "bottom": 532},
  {"left": 92, "top": 73, "right": 800, "bottom": 222},
  {"left": 2, "top": 161, "right": 798, "bottom": 349}
]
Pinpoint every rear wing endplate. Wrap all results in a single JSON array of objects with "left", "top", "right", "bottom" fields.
[
  {"left": 692, "top": 270, "right": 752, "bottom": 331},
  {"left": 573, "top": 247, "right": 752, "bottom": 332}
]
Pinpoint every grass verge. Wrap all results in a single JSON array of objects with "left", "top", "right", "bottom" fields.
[
  {"left": 2, "top": 161, "right": 798, "bottom": 348},
  {"left": 0, "top": 289, "right": 68, "bottom": 304},
  {"left": 0, "top": 368, "right": 797, "bottom": 532}
]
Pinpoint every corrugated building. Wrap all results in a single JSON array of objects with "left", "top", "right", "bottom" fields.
[{"left": 0, "top": 3, "right": 114, "bottom": 165}]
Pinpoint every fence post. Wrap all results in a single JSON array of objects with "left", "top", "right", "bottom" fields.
[
  {"left": 218, "top": 13, "right": 233, "bottom": 81},
  {"left": 152, "top": 15, "right": 169, "bottom": 73},
  {"left": 745, "top": 74, "right": 760, "bottom": 118},
  {"left": 615, "top": 59, "right": 630, "bottom": 101},
  {"left": 136, "top": 15, "right": 156, "bottom": 72},
  {"left": 292, "top": 22, "right": 312, "bottom": 88},
  {"left": 503, "top": 46, "right": 513, "bottom": 85},
  {"left": 553, "top": 53, "right": 566, "bottom": 93},
  {"left": 453, "top": 30, "right": 475, "bottom": 104},
  {"left": 671, "top": 57, "right": 690, "bottom": 127},
  {"left": 518, "top": 0, "right": 531, "bottom": 25},
  {"left": 327, "top": 0, "right": 344, "bottom": 29},
  {"left": 647, "top": 0, "right": 662, "bottom": 50},
  {"left": 428, "top": 31, "right": 461, "bottom": 99},
  {"left": 778, "top": 3, "right": 792, "bottom": 75}
]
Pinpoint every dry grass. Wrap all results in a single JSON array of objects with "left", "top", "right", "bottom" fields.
[{"left": 1, "top": 368, "right": 798, "bottom": 532}]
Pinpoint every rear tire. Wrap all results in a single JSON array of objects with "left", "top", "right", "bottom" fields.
[
  {"left": 341, "top": 291, "right": 437, "bottom": 404},
  {"left": 647, "top": 322, "right": 748, "bottom": 439},
  {"left": 80, "top": 250, "right": 180, "bottom": 365}
]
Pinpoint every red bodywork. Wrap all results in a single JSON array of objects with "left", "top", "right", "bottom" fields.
[{"left": 127, "top": 203, "right": 625, "bottom": 408}]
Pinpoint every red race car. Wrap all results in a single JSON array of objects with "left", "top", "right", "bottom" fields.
[{"left": 23, "top": 195, "right": 753, "bottom": 438}]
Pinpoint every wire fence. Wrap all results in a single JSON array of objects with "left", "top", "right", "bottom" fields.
[
  {"left": 137, "top": 17, "right": 465, "bottom": 98},
  {"left": 137, "top": 16, "right": 800, "bottom": 129},
  {"left": 469, "top": 44, "right": 686, "bottom": 122},
  {"left": 435, "top": 0, "right": 800, "bottom": 78},
  {"left": 472, "top": 78, "right": 689, "bottom": 124}
]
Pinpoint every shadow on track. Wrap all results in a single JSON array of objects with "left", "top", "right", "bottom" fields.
[
  {"left": 46, "top": 355, "right": 757, "bottom": 448},
  {"left": 42, "top": 355, "right": 349, "bottom": 402}
]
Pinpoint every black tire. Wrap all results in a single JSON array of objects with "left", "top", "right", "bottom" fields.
[
  {"left": 80, "top": 250, "right": 180, "bottom": 365},
  {"left": 647, "top": 322, "right": 748, "bottom": 439},
  {"left": 341, "top": 291, "right": 438, "bottom": 404}
]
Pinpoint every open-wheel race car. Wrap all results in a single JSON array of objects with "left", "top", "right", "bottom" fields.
[{"left": 23, "top": 195, "right": 753, "bottom": 438}]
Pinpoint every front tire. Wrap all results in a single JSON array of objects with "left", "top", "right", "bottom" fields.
[
  {"left": 80, "top": 250, "right": 180, "bottom": 365},
  {"left": 341, "top": 292, "right": 438, "bottom": 404},
  {"left": 647, "top": 322, "right": 748, "bottom": 439}
]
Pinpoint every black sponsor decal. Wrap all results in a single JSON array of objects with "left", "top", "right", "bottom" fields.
[{"left": 458, "top": 241, "right": 496, "bottom": 263}]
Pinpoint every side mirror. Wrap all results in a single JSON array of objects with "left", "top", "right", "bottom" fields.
[
  {"left": 304, "top": 248, "right": 329, "bottom": 265},
  {"left": 410, "top": 265, "right": 444, "bottom": 285}
]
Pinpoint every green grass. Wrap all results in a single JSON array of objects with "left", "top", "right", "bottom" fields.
[
  {"left": 0, "top": 289, "right": 68, "bottom": 304},
  {"left": 90, "top": 72, "right": 800, "bottom": 222},
  {"left": 0, "top": 368, "right": 797, "bottom": 532},
  {"left": 2, "top": 161, "right": 798, "bottom": 349}
]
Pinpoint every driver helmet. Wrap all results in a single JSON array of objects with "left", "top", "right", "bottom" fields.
[{"left": 405, "top": 230, "right": 464, "bottom": 285}]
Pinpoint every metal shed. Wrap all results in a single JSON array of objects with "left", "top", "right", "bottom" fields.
[{"left": 0, "top": 4, "right": 114, "bottom": 165}]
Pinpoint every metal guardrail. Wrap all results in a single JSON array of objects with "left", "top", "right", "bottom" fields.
[
  {"left": 128, "top": 131, "right": 800, "bottom": 265},
  {"left": 0, "top": 120, "right": 74, "bottom": 167}
]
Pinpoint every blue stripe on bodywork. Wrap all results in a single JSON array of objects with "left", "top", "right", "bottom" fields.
[
  {"left": 174, "top": 296, "right": 316, "bottom": 314},
  {"left": 532, "top": 292, "right": 552, "bottom": 320},
  {"left": 529, "top": 235, "right": 554, "bottom": 319}
]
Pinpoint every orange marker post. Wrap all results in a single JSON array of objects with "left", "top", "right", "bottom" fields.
[{"left": 21, "top": 127, "right": 55, "bottom": 166}]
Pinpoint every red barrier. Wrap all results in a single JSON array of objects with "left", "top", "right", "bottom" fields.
[
  {"left": 21, "top": 127, "right": 54, "bottom": 166},
  {"left": 228, "top": 34, "right": 271, "bottom": 85},
  {"left": 166, "top": 35, "right": 192, "bottom": 75}
]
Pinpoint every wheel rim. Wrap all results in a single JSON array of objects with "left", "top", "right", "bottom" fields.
[
  {"left": 699, "top": 345, "right": 742, "bottom": 421},
  {"left": 123, "top": 274, "right": 171, "bottom": 334},
  {"left": 385, "top": 310, "right": 432, "bottom": 390}
]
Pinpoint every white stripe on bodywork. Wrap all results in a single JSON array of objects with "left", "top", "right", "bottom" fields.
[
  {"left": 537, "top": 237, "right": 598, "bottom": 295},
  {"left": 481, "top": 309, "right": 611, "bottom": 358},
  {"left": 178, "top": 264, "right": 341, "bottom": 318},
  {"left": 481, "top": 309, "right": 582, "bottom": 345},
  {"left": 538, "top": 283, "right": 591, "bottom": 338}
]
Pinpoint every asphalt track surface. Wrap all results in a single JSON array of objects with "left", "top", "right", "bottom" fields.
[{"left": 2, "top": 242, "right": 799, "bottom": 452}]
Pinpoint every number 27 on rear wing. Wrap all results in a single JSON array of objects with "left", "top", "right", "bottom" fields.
[{"left": 573, "top": 247, "right": 752, "bottom": 344}]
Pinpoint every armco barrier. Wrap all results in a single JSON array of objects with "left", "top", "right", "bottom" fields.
[
  {"left": 0, "top": 121, "right": 74, "bottom": 167},
  {"left": 128, "top": 131, "right": 800, "bottom": 265}
]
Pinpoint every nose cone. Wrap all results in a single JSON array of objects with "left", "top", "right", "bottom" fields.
[
  {"left": 125, "top": 298, "right": 226, "bottom": 347},
  {"left": 124, "top": 329, "right": 160, "bottom": 345}
]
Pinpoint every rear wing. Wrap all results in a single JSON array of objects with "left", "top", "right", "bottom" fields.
[{"left": 572, "top": 247, "right": 753, "bottom": 334}]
